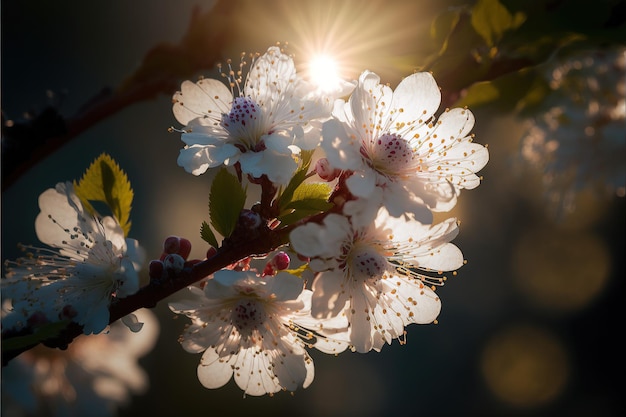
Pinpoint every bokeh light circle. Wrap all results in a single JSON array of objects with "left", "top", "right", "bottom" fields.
[
  {"left": 481, "top": 325, "right": 569, "bottom": 408},
  {"left": 512, "top": 228, "right": 610, "bottom": 312}
]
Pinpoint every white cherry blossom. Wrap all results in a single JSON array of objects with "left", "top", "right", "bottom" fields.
[
  {"left": 322, "top": 70, "right": 489, "bottom": 218},
  {"left": 290, "top": 207, "right": 463, "bottom": 353},
  {"left": 2, "top": 182, "right": 143, "bottom": 335},
  {"left": 1, "top": 309, "right": 158, "bottom": 417},
  {"left": 169, "top": 270, "right": 320, "bottom": 396},
  {"left": 172, "top": 46, "right": 334, "bottom": 184}
]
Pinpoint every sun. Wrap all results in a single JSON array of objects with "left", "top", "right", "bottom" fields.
[{"left": 308, "top": 54, "right": 342, "bottom": 92}]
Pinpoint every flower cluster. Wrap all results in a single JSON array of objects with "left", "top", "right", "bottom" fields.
[
  {"left": 171, "top": 45, "right": 346, "bottom": 184},
  {"left": 1, "top": 308, "right": 158, "bottom": 417},
  {"left": 167, "top": 46, "right": 489, "bottom": 395},
  {"left": 519, "top": 46, "right": 626, "bottom": 214},
  {"left": 1, "top": 44, "right": 488, "bottom": 401},
  {"left": 2, "top": 182, "right": 144, "bottom": 336}
]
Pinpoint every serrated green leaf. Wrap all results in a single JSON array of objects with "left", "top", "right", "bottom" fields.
[
  {"left": 200, "top": 221, "right": 219, "bottom": 248},
  {"left": 288, "top": 182, "right": 332, "bottom": 207},
  {"left": 209, "top": 168, "right": 246, "bottom": 238},
  {"left": 279, "top": 182, "right": 333, "bottom": 225},
  {"left": 73, "top": 153, "right": 133, "bottom": 236},
  {"left": 1, "top": 320, "right": 70, "bottom": 353},
  {"left": 471, "top": 0, "right": 526, "bottom": 47}
]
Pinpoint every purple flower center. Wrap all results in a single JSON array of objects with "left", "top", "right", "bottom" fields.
[
  {"left": 224, "top": 97, "right": 259, "bottom": 128},
  {"left": 233, "top": 300, "right": 266, "bottom": 335}
]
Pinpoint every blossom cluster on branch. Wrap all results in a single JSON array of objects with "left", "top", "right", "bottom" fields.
[{"left": 1, "top": 45, "right": 488, "bottom": 398}]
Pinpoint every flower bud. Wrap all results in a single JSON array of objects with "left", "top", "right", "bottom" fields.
[
  {"left": 262, "top": 251, "right": 291, "bottom": 276},
  {"left": 315, "top": 157, "right": 341, "bottom": 181},
  {"left": 239, "top": 209, "right": 262, "bottom": 229},
  {"left": 163, "top": 236, "right": 181, "bottom": 254},
  {"left": 177, "top": 238, "right": 192, "bottom": 260},
  {"left": 206, "top": 247, "right": 218, "bottom": 259},
  {"left": 163, "top": 253, "right": 185, "bottom": 273},
  {"left": 271, "top": 251, "right": 290, "bottom": 271},
  {"left": 149, "top": 259, "right": 165, "bottom": 280},
  {"left": 163, "top": 236, "right": 193, "bottom": 259}
]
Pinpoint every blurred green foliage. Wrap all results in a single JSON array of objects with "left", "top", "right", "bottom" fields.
[{"left": 422, "top": 0, "right": 625, "bottom": 111}]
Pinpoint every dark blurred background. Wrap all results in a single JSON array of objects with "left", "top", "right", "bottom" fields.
[{"left": 2, "top": 1, "right": 625, "bottom": 416}]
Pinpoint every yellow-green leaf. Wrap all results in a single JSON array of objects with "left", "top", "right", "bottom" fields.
[
  {"left": 73, "top": 153, "right": 133, "bottom": 236},
  {"left": 279, "top": 182, "right": 333, "bottom": 225},
  {"left": 283, "top": 262, "right": 309, "bottom": 278},
  {"left": 471, "top": 0, "right": 526, "bottom": 47}
]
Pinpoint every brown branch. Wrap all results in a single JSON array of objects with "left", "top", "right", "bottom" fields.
[
  {"left": 2, "top": 1, "right": 239, "bottom": 191},
  {"left": 1, "top": 222, "right": 291, "bottom": 366}
]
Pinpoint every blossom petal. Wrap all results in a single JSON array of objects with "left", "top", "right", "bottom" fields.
[
  {"left": 290, "top": 213, "right": 351, "bottom": 259},
  {"left": 266, "top": 272, "right": 305, "bottom": 302},
  {"left": 381, "top": 181, "right": 433, "bottom": 223},
  {"left": 345, "top": 169, "right": 377, "bottom": 198},
  {"left": 349, "top": 71, "right": 393, "bottom": 136},
  {"left": 177, "top": 143, "right": 240, "bottom": 175},
  {"left": 321, "top": 118, "right": 362, "bottom": 170},
  {"left": 348, "top": 288, "right": 375, "bottom": 353},
  {"left": 197, "top": 349, "right": 235, "bottom": 389},
  {"left": 271, "top": 341, "right": 312, "bottom": 391},
  {"left": 233, "top": 347, "right": 281, "bottom": 396},
  {"left": 390, "top": 72, "right": 441, "bottom": 132},
  {"left": 35, "top": 182, "right": 96, "bottom": 259},
  {"left": 121, "top": 314, "right": 144, "bottom": 333},
  {"left": 172, "top": 79, "right": 232, "bottom": 126},
  {"left": 124, "top": 238, "right": 146, "bottom": 271},
  {"left": 115, "top": 258, "right": 140, "bottom": 297},
  {"left": 246, "top": 46, "right": 297, "bottom": 105},
  {"left": 311, "top": 270, "right": 348, "bottom": 319},
  {"left": 238, "top": 149, "right": 297, "bottom": 184}
]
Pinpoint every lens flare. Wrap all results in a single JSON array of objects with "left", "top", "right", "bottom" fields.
[{"left": 309, "top": 54, "right": 341, "bottom": 92}]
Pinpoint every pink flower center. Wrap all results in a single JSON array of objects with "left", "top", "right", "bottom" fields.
[{"left": 370, "top": 133, "right": 415, "bottom": 175}]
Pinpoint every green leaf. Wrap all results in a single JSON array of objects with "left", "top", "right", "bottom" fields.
[
  {"left": 287, "top": 182, "right": 333, "bottom": 208},
  {"left": 430, "top": 7, "right": 462, "bottom": 56},
  {"left": 73, "top": 153, "right": 133, "bottom": 236},
  {"left": 279, "top": 182, "right": 333, "bottom": 225},
  {"left": 277, "top": 150, "right": 315, "bottom": 209},
  {"left": 209, "top": 168, "right": 246, "bottom": 238},
  {"left": 1, "top": 320, "right": 70, "bottom": 353},
  {"left": 200, "top": 221, "right": 219, "bottom": 248},
  {"left": 454, "top": 67, "right": 548, "bottom": 112},
  {"left": 454, "top": 80, "right": 501, "bottom": 108},
  {"left": 471, "top": 0, "right": 526, "bottom": 47}
]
